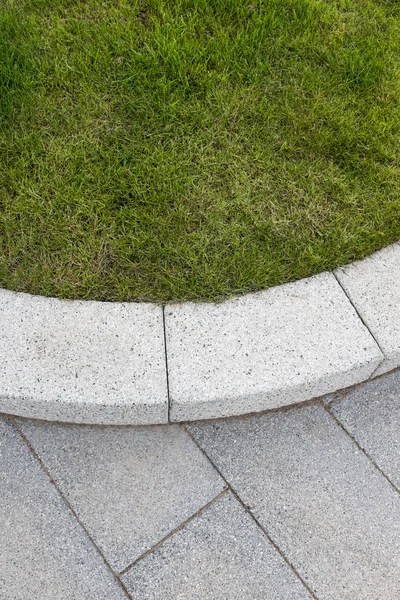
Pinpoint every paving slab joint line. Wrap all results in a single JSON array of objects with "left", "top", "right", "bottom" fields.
[
  {"left": 162, "top": 304, "right": 172, "bottom": 422},
  {"left": 323, "top": 365, "right": 400, "bottom": 409},
  {"left": 323, "top": 405, "right": 400, "bottom": 497},
  {"left": 180, "top": 424, "right": 320, "bottom": 600},
  {"left": 119, "top": 487, "right": 229, "bottom": 577},
  {"left": 333, "top": 270, "right": 386, "bottom": 378},
  {"left": 9, "top": 417, "right": 133, "bottom": 600}
]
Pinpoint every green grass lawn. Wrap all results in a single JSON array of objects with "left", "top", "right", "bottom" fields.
[{"left": 1, "top": 0, "right": 400, "bottom": 302}]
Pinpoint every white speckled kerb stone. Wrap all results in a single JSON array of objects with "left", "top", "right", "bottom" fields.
[
  {"left": 335, "top": 242, "right": 400, "bottom": 377},
  {"left": 165, "top": 272, "right": 383, "bottom": 421},
  {"left": 0, "top": 290, "right": 168, "bottom": 424}
]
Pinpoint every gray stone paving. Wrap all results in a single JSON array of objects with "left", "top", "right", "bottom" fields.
[
  {"left": 331, "top": 370, "right": 400, "bottom": 490},
  {"left": 189, "top": 405, "right": 400, "bottom": 600},
  {"left": 2, "top": 369, "right": 400, "bottom": 599},
  {"left": 122, "top": 492, "right": 313, "bottom": 600},
  {"left": 16, "top": 421, "right": 225, "bottom": 572},
  {"left": 0, "top": 420, "right": 127, "bottom": 600}
]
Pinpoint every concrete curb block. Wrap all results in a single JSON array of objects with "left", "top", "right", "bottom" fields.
[
  {"left": 165, "top": 272, "right": 383, "bottom": 421},
  {"left": 0, "top": 291, "right": 168, "bottom": 424},
  {"left": 0, "top": 243, "right": 399, "bottom": 425},
  {"left": 335, "top": 242, "right": 400, "bottom": 378}
]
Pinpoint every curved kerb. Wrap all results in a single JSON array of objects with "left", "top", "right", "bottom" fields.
[{"left": 0, "top": 242, "right": 399, "bottom": 425}]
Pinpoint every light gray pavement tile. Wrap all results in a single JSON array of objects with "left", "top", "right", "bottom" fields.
[
  {"left": 17, "top": 419, "right": 225, "bottom": 573},
  {"left": 122, "top": 492, "right": 313, "bottom": 600},
  {"left": 188, "top": 405, "right": 400, "bottom": 600},
  {"left": 165, "top": 272, "right": 383, "bottom": 422},
  {"left": 331, "top": 369, "right": 400, "bottom": 489},
  {"left": 0, "top": 418, "right": 127, "bottom": 600},
  {"left": 0, "top": 290, "right": 168, "bottom": 424},
  {"left": 335, "top": 242, "right": 400, "bottom": 376}
]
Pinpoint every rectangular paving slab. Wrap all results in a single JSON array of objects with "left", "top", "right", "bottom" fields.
[
  {"left": 0, "top": 290, "right": 168, "bottom": 424},
  {"left": 18, "top": 418, "right": 225, "bottom": 573},
  {"left": 188, "top": 405, "right": 400, "bottom": 600},
  {"left": 331, "top": 369, "right": 400, "bottom": 490},
  {"left": 0, "top": 418, "right": 128, "bottom": 600},
  {"left": 122, "top": 492, "right": 313, "bottom": 600},
  {"left": 335, "top": 242, "right": 400, "bottom": 376},
  {"left": 165, "top": 272, "right": 383, "bottom": 421}
]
